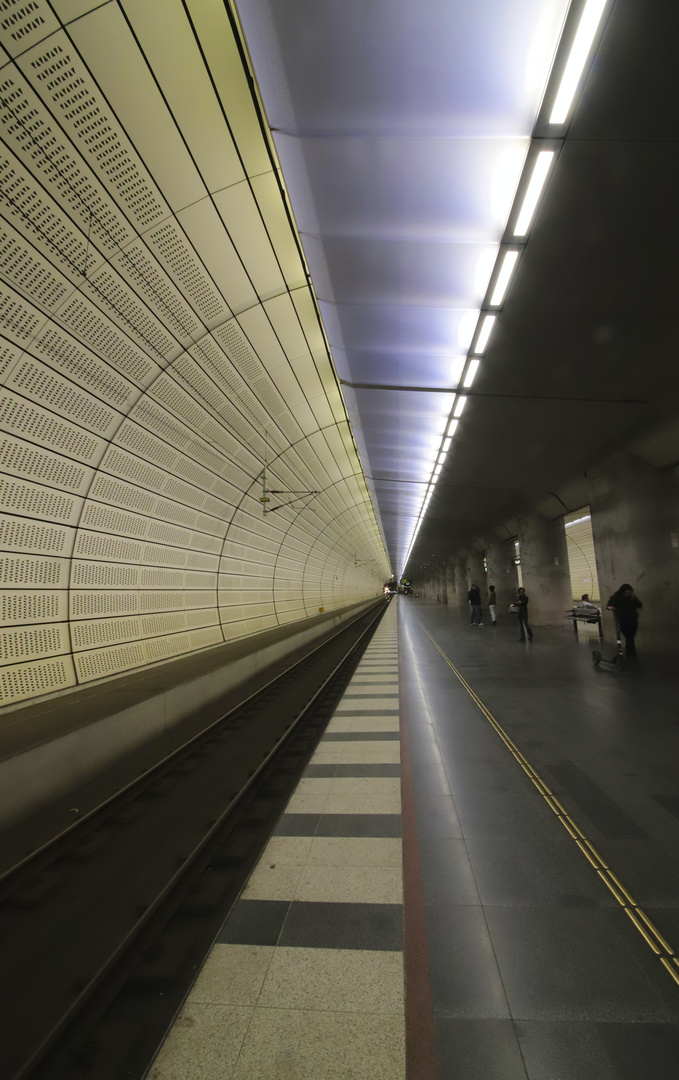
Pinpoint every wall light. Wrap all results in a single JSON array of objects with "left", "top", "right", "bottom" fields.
[
  {"left": 490, "top": 250, "right": 520, "bottom": 306},
  {"left": 474, "top": 314, "right": 496, "bottom": 354},
  {"left": 550, "top": 0, "right": 608, "bottom": 124},
  {"left": 463, "top": 361, "right": 480, "bottom": 389},
  {"left": 513, "top": 151, "right": 554, "bottom": 236}
]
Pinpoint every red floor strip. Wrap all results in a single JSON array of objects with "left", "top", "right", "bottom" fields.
[{"left": 399, "top": 612, "right": 439, "bottom": 1080}]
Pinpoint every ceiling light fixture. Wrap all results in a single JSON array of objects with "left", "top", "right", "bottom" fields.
[
  {"left": 442, "top": 437, "right": 452, "bottom": 453},
  {"left": 434, "top": 465, "right": 442, "bottom": 477},
  {"left": 490, "top": 250, "right": 520, "bottom": 306},
  {"left": 513, "top": 151, "right": 554, "bottom": 236},
  {"left": 453, "top": 396, "right": 467, "bottom": 418},
  {"left": 447, "top": 417, "right": 460, "bottom": 437},
  {"left": 474, "top": 314, "right": 496, "bottom": 354},
  {"left": 550, "top": 0, "right": 608, "bottom": 124},
  {"left": 462, "top": 361, "right": 480, "bottom": 389}
]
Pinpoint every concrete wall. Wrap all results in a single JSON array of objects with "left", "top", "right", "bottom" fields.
[{"left": 587, "top": 451, "right": 679, "bottom": 652}]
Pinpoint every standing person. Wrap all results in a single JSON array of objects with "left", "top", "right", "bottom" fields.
[
  {"left": 606, "top": 584, "right": 642, "bottom": 658},
  {"left": 468, "top": 583, "right": 483, "bottom": 626},
  {"left": 488, "top": 585, "right": 498, "bottom": 625},
  {"left": 514, "top": 587, "right": 533, "bottom": 641}
]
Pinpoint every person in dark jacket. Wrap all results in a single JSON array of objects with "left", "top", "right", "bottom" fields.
[
  {"left": 514, "top": 587, "right": 533, "bottom": 641},
  {"left": 606, "top": 584, "right": 642, "bottom": 658},
  {"left": 488, "top": 584, "right": 498, "bottom": 625},
  {"left": 468, "top": 584, "right": 482, "bottom": 625}
]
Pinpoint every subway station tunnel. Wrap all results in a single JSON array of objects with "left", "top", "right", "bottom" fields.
[{"left": 0, "top": 1, "right": 678, "bottom": 1078}]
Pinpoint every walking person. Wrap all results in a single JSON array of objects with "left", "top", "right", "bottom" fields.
[
  {"left": 468, "top": 583, "right": 483, "bottom": 626},
  {"left": 513, "top": 587, "right": 533, "bottom": 641},
  {"left": 488, "top": 585, "right": 498, "bottom": 625},
  {"left": 606, "top": 583, "right": 642, "bottom": 659}
]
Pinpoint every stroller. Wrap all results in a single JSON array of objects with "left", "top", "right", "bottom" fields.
[{"left": 592, "top": 614, "right": 625, "bottom": 672}]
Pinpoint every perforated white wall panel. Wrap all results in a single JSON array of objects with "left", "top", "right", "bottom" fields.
[{"left": 0, "top": 0, "right": 389, "bottom": 707}]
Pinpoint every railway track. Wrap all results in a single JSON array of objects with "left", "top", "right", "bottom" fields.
[{"left": 0, "top": 598, "right": 390, "bottom": 1080}]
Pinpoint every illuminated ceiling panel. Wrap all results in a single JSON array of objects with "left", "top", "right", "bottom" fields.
[{"left": 236, "top": 0, "right": 571, "bottom": 572}]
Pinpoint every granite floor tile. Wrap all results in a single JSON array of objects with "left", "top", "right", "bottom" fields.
[
  {"left": 257, "top": 947, "right": 404, "bottom": 1014},
  {"left": 295, "top": 864, "right": 403, "bottom": 904},
  {"left": 242, "top": 863, "right": 303, "bottom": 901},
  {"left": 187, "top": 944, "right": 274, "bottom": 1007},
  {"left": 425, "top": 904, "right": 511, "bottom": 1019},
  {"left": 283, "top": 790, "right": 328, "bottom": 814},
  {"left": 257, "top": 836, "right": 313, "bottom": 866},
  {"left": 323, "top": 790, "right": 401, "bottom": 815},
  {"left": 149, "top": 1002, "right": 252, "bottom": 1080},
  {"left": 328, "top": 776, "right": 401, "bottom": 798},
  {"left": 485, "top": 907, "right": 672, "bottom": 1021},
  {"left": 231, "top": 1008, "right": 405, "bottom": 1080},
  {"left": 303, "top": 764, "right": 338, "bottom": 777},
  {"left": 279, "top": 901, "right": 403, "bottom": 951},
  {"left": 218, "top": 900, "right": 290, "bottom": 946},
  {"left": 517, "top": 1020, "right": 679, "bottom": 1080},
  {"left": 435, "top": 1019, "right": 528, "bottom": 1080},
  {"left": 337, "top": 746, "right": 401, "bottom": 763},
  {"left": 274, "top": 814, "right": 320, "bottom": 837},
  {"left": 336, "top": 697, "right": 399, "bottom": 710},
  {"left": 326, "top": 716, "right": 399, "bottom": 733},
  {"left": 316, "top": 813, "right": 402, "bottom": 837},
  {"left": 415, "top": 793, "right": 463, "bottom": 838},
  {"left": 334, "top": 763, "right": 401, "bottom": 777},
  {"left": 349, "top": 673, "right": 397, "bottom": 682},
  {"left": 418, "top": 836, "right": 482, "bottom": 906},
  {"left": 306, "top": 836, "right": 402, "bottom": 867},
  {"left": 321, "top": 732, "right": 399, "bottom": 742},
  {"left": 308, "top": 750, "right": 343, "bottom": 765}
]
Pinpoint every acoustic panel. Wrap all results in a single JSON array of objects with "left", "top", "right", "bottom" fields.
[{"left": 0, "top": 0, "right": 390, "bottom": 707}]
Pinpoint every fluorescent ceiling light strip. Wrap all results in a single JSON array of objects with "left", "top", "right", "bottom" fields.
[
  {"left": 442, "top": 437, "right": 452, "bottom": 452},
  {"left": 475, "top": 315, "right": 496, "bottom": 354},
  {"left": 453, "top": 396, "right": 467, "bottom": 418},
  {"left": 490, "top": 250, "right": 520, "bottom": 306},
  {"left": 463, "top": 361, "right": 480, "bottom": 389},
  {"left": 447, "top": 417, "right": 460, "bottom": 436},
  {"left": 514, "top": 151, "right": 554, "bottom": 237},
  {"left": 550, "top": 0, "right": 608, "bottom": 124}
]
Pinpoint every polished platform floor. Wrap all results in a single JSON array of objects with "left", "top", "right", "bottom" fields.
[{"left": 151, "top": 598, "right": 679, "bottom": 1079}]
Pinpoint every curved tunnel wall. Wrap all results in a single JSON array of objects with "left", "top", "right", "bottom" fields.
[{"left": 0, "top": 0, "right": 390, "bottom": 708}]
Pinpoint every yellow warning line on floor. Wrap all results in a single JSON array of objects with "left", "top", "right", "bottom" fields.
[{"left": 421, "top": 625, "right": 679, "bottom": 990}]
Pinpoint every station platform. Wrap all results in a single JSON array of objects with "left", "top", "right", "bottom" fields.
[{"left": 149, "top": 598, "right": 679, "bottom": 1080}]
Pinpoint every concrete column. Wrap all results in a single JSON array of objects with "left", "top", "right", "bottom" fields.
[
  {"left": 438, "top": 563, "right": 448, "bottom": 604},
  {"left": 466, "top": 547, "right": 486, "bottom": 595},
  {"left": 516, "top": 511, "right": 572, "bottom": 626},
  {"left": 445, "top": 558, "right": 456, "bottom": 608},
  {"left": 453, "top": 553, "right": 469, "bottom": 614},
  {"left": 587, "top": 451, "right": 679, "bottom": 651},
  {"left": 483, "top": 534, "right": 516, "bottom": 611}
]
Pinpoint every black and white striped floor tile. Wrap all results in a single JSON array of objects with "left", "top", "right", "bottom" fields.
[{"left": 150, "top": 604, "right": 403, "bottom": 1079}]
